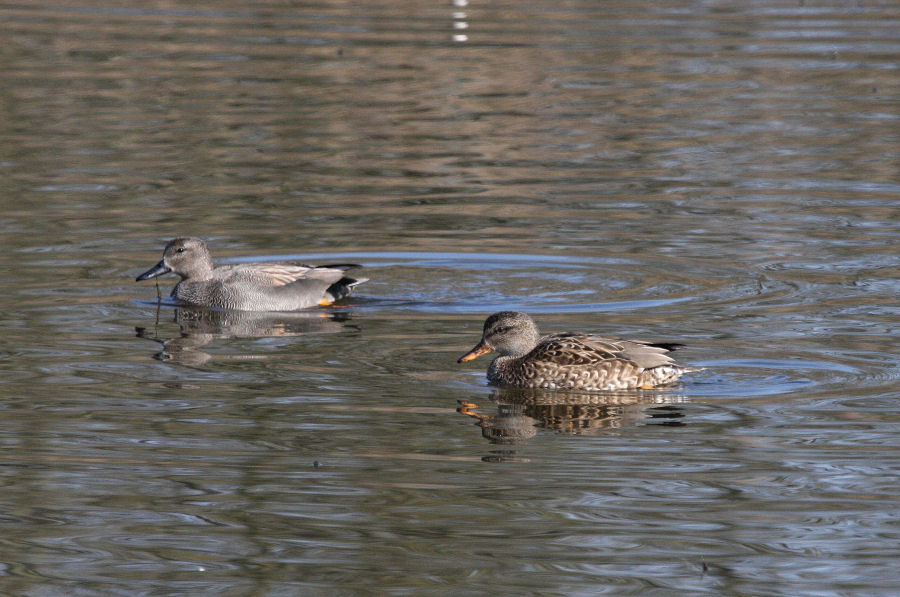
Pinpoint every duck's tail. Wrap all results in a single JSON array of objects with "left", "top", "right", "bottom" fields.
[
  {"left": 318, "top": 263, "right": 362, "bottom": 271},
  {"left": 325, "top": 276, "right": 369, "bottom": 302},
  {"left": 646, "top": 342, "right": 686, "bottom": 352}
]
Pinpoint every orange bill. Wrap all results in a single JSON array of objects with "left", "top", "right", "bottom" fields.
[{"left": 457, "top": 340, "right": 494, "bottom": 363}]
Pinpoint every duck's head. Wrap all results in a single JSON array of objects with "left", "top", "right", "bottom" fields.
[
  {"left": 458, "top": 311, "right": 541, "bottom": 362},
  {"left": 136, "top": 237, "right": 214, "bottom": 282}
]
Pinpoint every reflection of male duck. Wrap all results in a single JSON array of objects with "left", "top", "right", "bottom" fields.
[
  {"left": 136, "top": 307, "right": 349, "bottom": 366},
  {"left": 459, "top": 311, "right": 701, "bottom": 391},
  {"left": 458, "top": 389, "right": 687, "bottom": 444}
]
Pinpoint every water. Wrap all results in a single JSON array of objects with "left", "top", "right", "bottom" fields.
[{"left": 1, "top": 1, "right": 898, "bottom": 595}]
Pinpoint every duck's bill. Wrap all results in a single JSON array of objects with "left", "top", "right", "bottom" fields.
[
  {"left": 136, "top": 260, "right": 172, "bottom": 281},
  {"left": 458, "top": 341, "right": 494, "bottom": 363}
]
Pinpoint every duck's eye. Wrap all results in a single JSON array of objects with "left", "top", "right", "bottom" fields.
[
  {"left": 492, "top": 326, "right": 508, "bottom": 335},
  {"left": 175, "top": 248, "right": 186, "bottom": 253}
]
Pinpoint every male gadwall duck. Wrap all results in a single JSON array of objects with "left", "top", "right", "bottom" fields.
[
  {"left": 458, "top": 311, "right": 699, "bottom": 391},
  {"left": 136, "top": 237, "right": 367, "bottom": 311}
]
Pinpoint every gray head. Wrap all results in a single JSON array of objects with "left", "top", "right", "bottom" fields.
[
  {"left": 458, "top": 311, "right": 542, "bottom": 363},
  {"left": 136, "top": 237, "right": 215, "bottom": 282}
]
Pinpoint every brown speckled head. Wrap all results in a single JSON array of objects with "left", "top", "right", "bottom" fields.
[{"left": 458, "top": 311, "right": 541, "bottom": 362}]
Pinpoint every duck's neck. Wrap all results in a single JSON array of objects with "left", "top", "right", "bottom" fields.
[
  {"left": 487, "top": 354, "right": 519, "bottom": 382},
  {"left": 180, "top": 257, "right": 214, "bottom": 281},
  {"left": 501, "top": 331, "right": 541, "bottom": 359}
]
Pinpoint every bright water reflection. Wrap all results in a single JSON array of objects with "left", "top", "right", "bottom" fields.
[{"left": 1, "top": 1, "right": 898, "bottom": 595}]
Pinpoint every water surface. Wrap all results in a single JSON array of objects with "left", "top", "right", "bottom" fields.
[{"left": 1, "top": 1, "right": 898, "bottom": 595}]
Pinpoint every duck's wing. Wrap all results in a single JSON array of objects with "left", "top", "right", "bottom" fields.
[
  {"left": 224, "top": 264, "right": 348, "bottom": 287},
  {"left": 530, "top": 333, "right": 677, "bottom": 369}
]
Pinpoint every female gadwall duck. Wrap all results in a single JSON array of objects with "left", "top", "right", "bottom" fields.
[
  {"left": 458, "top": 311, "right": 698, "bottom": 391},
  {"left": 136, "top": 237, "right": 367, "bottom": 311}
]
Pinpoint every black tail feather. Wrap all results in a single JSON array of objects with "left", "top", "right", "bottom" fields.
[
  {"left": 326, "top": 276, "right": 368, "bottom": 301},
  {"left": 648, "top": 342, "right": 686, "bottom": 352}
]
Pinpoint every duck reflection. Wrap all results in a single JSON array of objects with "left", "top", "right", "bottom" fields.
[
  {"left": 135, "top": 306, "right": 349, "bottom": 366},
  {"left": 458, "top": 388, "right": 687, "bottom": 444}
]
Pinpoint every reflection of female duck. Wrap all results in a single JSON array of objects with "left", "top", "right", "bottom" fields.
[
  {"left": 456, "top": 388, "right": 685, "bottom": 444},
  {"left": 459, "top": 311, "right": 699, "bottom": 391},
  {"left": 458, "top": 390, "right": 687, "bottom": 444}
]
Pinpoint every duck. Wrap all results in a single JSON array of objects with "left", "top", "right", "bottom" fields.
[
  {"left": 458, "top": 311, "right": 699, "bottom": 391},
  {"left": 136, "top": 237, "right": 367, "bottom": 311}
]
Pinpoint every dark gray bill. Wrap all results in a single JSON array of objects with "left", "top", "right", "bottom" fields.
[{"left": 135, "top": 260, "right": 171, "bottom": 281}]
